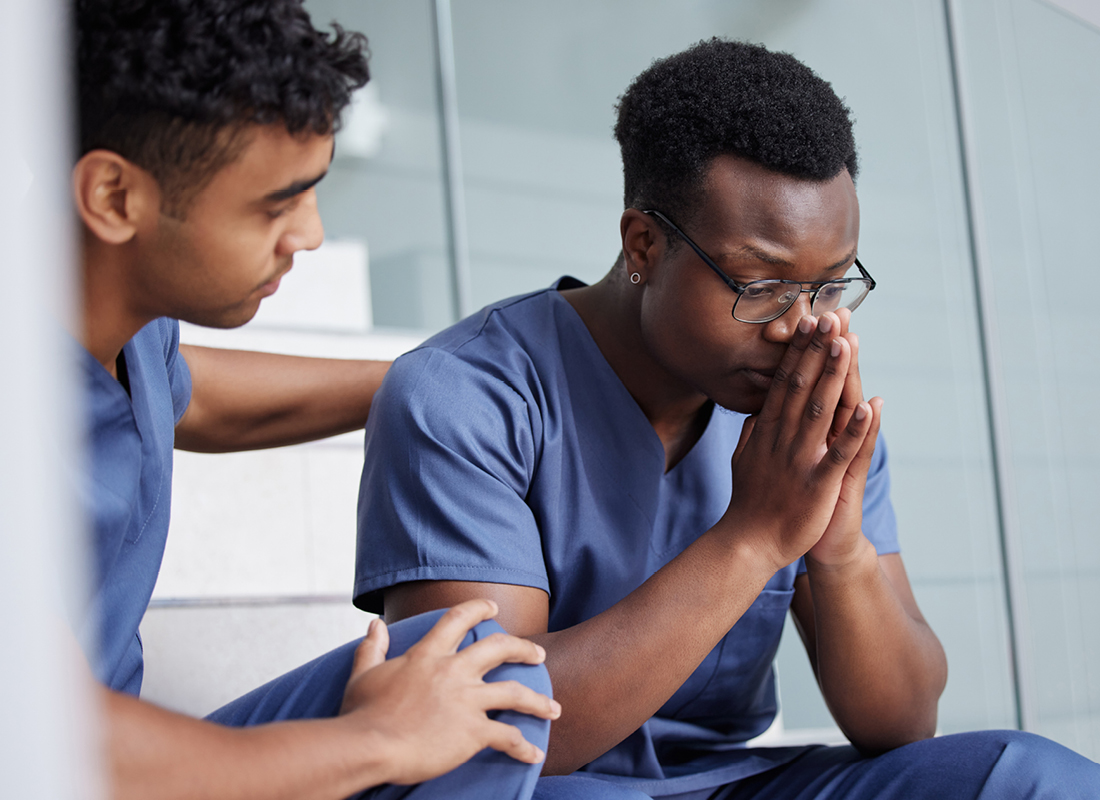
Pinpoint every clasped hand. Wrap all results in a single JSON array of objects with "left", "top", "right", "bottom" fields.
[{"left": 726, "top": 309, "right": 884, "bottom": 572}]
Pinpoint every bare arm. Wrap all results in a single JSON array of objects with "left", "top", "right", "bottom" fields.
[
  {"left": 387, "top": 534, "right": 780, "bottom": 775},
  {"left": 175, "top": 344, "right": 389, "bottom": 452},
  {"left": 387, "top": 314, "right": 878, "bottom": 775},
  {"left": 104, "top": 601, "right": 559, "bottom": 799},
  {"left": 105, "top": 688, "right": 394, "bottom": 800},
  {"left": 790, "top": 551, "right": 946, "bottom": 755}
]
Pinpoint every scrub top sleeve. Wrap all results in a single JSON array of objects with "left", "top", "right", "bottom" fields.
[
  {"left": 160, "top": 318, "right": 193, "bottom": 423},
  {"left": 354, "top": 348, "right": 549, "bottom": 613},
  {"left": 861, "top": 432, "right": 900, "bottom": 555}
]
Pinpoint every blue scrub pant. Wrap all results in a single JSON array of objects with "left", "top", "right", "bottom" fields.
[
  {"left": 531, "top": 730, "right": 1099, "bottom": 799},
  {"left": 207, "top": 609, "right": 552, "bottom": 800}
]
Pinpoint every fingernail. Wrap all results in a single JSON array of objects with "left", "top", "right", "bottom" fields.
[
  {"left": 818, "top": 315, "right": 833, "bottom": 333},
  {"left": 855, "top": 403, "right": 868, "bottom": 421},
  {"left": 367, "top": 618, "right": 378, "bottom": 635},
  {"left": 535, "top": 644, "right": 547, "bottom": 660},
  {"left": 534, "top": 748, "right": 546, "bottom": 762},
  {"left": 830, "top": 339, "right": 841, "bottom": 358},
  {"left": 798, "top": 316, "right": 814, "bottom": 334},
  {"left": 550, "top": 699, "right": 562, "bottom": 716}
]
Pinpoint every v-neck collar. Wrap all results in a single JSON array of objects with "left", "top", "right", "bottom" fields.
[
  {"left": 548, "top": 286, "right": 722, "bottom": 480},
  {"left": 545, "top": 287, "right": 731, "bottom": 536},
  {"left": 80, "top": 334, "right": 151, "bottom": 446}
]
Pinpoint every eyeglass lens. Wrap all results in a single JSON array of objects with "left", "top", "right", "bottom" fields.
[{"left": 734, "top": 278, "right": 872, "bottom": 323}]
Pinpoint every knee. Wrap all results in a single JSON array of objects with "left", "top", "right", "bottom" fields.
[
  {"left": 469, "top": 618, "right": 553, "bottom": 698},
  {"left": 964, "top": 729, "right": 1100, "bottom": 796},
  {"left": 534, "top": 776, "right": 654, "bottom": 799}
]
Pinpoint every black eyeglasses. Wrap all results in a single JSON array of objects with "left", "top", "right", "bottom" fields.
[{"left": 643, "top": 209, "right": 876, "bottom": 324}]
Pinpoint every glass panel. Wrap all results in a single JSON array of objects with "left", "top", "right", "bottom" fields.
[
  {"left": 304, "top": 0, "right": 453, "bottom": 332},
  {"left": 450, "top": 0, "right": 1015, "bottom": 736},
  {"left": 954, "top": 0, "right": 1100, "bottom": 758}
]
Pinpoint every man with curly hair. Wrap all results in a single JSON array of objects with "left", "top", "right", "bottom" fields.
[
  {"left": 70, "top": 1, "right": 572, "bottom": 798},
  {"left": 356, "top": 39, "right": 1100, "bottom": 798}
]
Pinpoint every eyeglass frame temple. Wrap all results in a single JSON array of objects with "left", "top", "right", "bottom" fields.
[{"left": 641, "top": 208, "right": 876, "bottom": 295}]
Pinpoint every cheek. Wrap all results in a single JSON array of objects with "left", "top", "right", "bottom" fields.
[
  {"left": 208, "top": 229, "right": 276, "bottom": 284},
  {"left": 639, "top": 272, "right": 741, "bottom": 373},
  {"left": 638, "top": 271, "right": 770, "bottom": 410}
]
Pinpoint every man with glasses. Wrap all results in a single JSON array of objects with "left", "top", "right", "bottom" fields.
[{"left": 355, "top": 39, "right": 1097, "bottom": 798}]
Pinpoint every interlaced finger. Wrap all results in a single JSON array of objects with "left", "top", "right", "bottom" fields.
[
  {"left": 757, "top": 315, "right": 817, "bottom": 427},
  {"left": 777, "top": 312, "right": 844, "bottom": 441},
  {"left": 790, "top": 333, "right": 851, "bottom": 453},
  {"left": 840, "top": 396, "right": 883, "bottom": 495},
  {"left": 818, "top": 396, "right": 875, "bottom": 484},
  {"left": 828, "top": 310, "right": 864, "bottom": 446}
]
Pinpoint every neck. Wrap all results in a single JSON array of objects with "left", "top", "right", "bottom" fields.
[
  {"left": 79, "top": 230, "right": 158, "bottom": 376},
  {"left": 563, "top": 267, "right": 711, "bottom": 470}
]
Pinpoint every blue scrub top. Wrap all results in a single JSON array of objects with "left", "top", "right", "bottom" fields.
[
  {"left": 77, "top": 318, "right": 191, "bottom": 695},
  {"left": 356, "top": 280, "right": 898, "bottom": 790}
]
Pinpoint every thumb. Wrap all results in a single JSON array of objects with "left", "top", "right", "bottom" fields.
[
  {"left": 733, "top": 415, "right": 757, "bottom": 466},
  {"left": 352, "top": 617, "right": 390, "bottom": 676}
]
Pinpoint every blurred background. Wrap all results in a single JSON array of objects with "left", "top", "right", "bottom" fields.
[{"left": 4, "top": 0, "right": 1098, "bottom": 791}]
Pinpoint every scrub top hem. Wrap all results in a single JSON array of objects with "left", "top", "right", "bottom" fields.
[{"left": 354, "top": 564, "right": 551, "bottom": 613}]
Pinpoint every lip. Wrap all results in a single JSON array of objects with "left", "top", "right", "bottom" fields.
[
  {"left": 257, "top": 276, "right": 283, "bottom": 298},
  {"left": 257, "top": 263, "right": 292, "bottom": 298},
  {"left": 740, "top": 366, "right": 777, "bottom": 390}
]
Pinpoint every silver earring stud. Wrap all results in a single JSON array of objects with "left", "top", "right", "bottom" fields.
[{"left": 630, "top": 272, "right": 642, "bottom": 285}]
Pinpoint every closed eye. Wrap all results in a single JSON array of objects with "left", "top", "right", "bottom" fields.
[{"left": 265, "top": 197, "right": 301, "bottom": 219}]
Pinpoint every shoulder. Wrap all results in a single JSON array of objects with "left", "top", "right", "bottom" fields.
[
  {"left": 382, "top": 288, "right": 567, "bottom": 413},
  {"left": 367, "top": 288, "right": 579, "bottom": 474},
  {"left": 124, "top": 318, "right": 180, "bottom": 371},
  {"left": 130, "top": 318, "right": 192, "bottom": 420}
]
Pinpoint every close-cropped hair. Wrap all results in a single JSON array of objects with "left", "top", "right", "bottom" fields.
[
  {"left": 75, "top": 0, "right": 370, "bottom": 216},
  {"left": 614, "top": 38, "right": 858, "bottom": 234}
]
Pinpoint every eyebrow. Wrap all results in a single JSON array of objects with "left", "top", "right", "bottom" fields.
[
  {"left": 262, "top": 170, "right": 328, "bottom": 203},
  {"left": 723, "top": 244, "right": 859, "bottom": 276}
]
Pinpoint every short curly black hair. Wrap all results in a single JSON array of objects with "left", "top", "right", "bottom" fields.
[
  {"left": 615, "top": 38, "right": 858, "bottom": 231},
  {"left": 76, "top": 0, "right": 370, "bottom": 216}
]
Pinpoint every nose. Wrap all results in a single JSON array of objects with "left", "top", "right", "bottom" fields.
[
  {"left": 277, "top": 190, "right": 325, "bottom": 255},
  {"left": 761, "top": 291, "right": 813, "bottom": 344}
]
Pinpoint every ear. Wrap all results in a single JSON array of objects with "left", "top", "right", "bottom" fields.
[
  {"left": 619, "top": 208, "right": 663, "bottom": 285},
  {"left": 72, "top": 150, "right": 161, "bottom": 245}
]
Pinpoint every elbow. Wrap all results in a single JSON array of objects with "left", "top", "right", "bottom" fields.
[{"left": 844, "top": 704, "right": 940, "bottom": 757}]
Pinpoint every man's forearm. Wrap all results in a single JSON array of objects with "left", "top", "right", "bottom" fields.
[
  {"left": 799, "top": 546, "right": 947, "bottom": 754},
  {"left": 533, "top": 527, "right": 779, "bottom": 775},
  {"left": 175, "top": 345, "right": 389, "bottom": 452},
  {"left": 106, "top": 689, "right": 394, "bottom": 800}
]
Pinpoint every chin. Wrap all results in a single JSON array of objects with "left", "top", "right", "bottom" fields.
[
  {"left": 709, "top": 386, "right": 766, "bottom": 416},
  {"left": 181, "top": 301, "right": 262, "bottom": 330},
  {"left": 715, "top": 398, "right": 764, "bottom": 416}
]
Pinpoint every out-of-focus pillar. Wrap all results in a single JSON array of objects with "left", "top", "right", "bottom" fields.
[{"left": 0, "top": 0, "right": 101, "bottom": 796}]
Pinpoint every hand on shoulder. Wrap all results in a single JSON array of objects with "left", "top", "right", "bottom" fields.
[{"left": 339, "top": 599, "right": 561, "bottom": 786}]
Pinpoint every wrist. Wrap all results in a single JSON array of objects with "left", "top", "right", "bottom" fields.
[
  {"left": 319, "top": 714, "right": 400, "bottom": 792},
  {"left": 711, "top": 516, "right": 789, "bottom": 580},
  {"left": 804, "top": 534, "right": 877, "bottom": 580}
]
